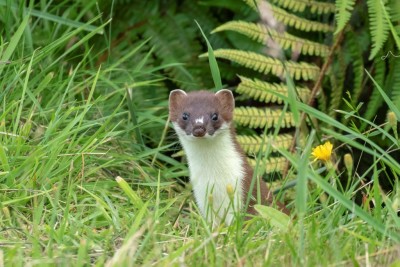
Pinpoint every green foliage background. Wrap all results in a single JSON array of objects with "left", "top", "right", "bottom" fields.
[{"left": 0, "top": 0, "right": 399, "bottom": 265}]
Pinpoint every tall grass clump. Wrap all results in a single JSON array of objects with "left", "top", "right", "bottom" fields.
[{"left": 0, "top": 2, "right": 174, "bottom": 265}]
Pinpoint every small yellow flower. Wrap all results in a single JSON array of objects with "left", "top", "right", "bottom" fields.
[
  {"left": 312, "top": 141, "right": 333, "bottom": 162},
  {"left": 387, "top": 111, "right": 397, "bottom": 129},
  {"left": 344, "top": 153, "right": 353, "bottom": 173},
  {"left": 226, "top": 184, "right": 234, "bottom": 200}
]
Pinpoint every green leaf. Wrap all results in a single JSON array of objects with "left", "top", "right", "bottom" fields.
[
  {"left": 334, "top": 0, "right": 356, "bottom": 34},
  {"left": 367, "top": 0, "right": 390, "bottom": 60},
  {"left": 285, "top": 71, "right": 300, "bottom": 126},
  {"left": 0, "top": 15, "right": 29, "bottom": 77},
  {"left": 195, "top": 20, "right": 222, "bottom": 90},
  {"left": 254, "top": 204, "right": 291, "bottom": 232},
  {"left": 295, "top": 130, "right": 315, "bottom": 216},
  {"left": 116, "top": 176, "right": 144, "bottom": 210},
  {"left": 366, "top": 70, "right": 400, "bottom": 119}
]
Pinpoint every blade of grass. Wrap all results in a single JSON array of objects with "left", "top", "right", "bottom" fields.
[
  {"left": 285, "top": 69, "right": 300, "bottom": 126},
  {"left": 297, "top": 101, "right": 400, "bottom": 172},
  {"left": 296, "top": 130, "right": 315, "bottom": 216},
  {"left": 126, "top": 87, "right": 145, "bottom": 151},
  {"left": 195, "top": 20, "right": 222, "bottom": 90},
  {"left": 279, "top": 145, "right": 400, "bottom": 243},
  {"left": 77, "top": 185, "right": 114, "bottom": 226},
  {"left": 14, "top": 50, "right": 35, "bottom": 135},
  {"left": 0, "top": 15, "right": 29, "bottom": 77},
  {"left": 1, "top": 189, "right": 53, "bottom": 206},
  {"left": 365, "top": 70, "right": 400, "bottom": 119},
  {"left": 0, "top": 0, "right": 101, "bottom": 33},
  {"left": 116, "top": 176, "right": 144, "bottom": 210}
]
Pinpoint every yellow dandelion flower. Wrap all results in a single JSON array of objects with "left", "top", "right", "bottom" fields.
[{"left": 312, "top": 141, "right": 333, "bottom": 162}]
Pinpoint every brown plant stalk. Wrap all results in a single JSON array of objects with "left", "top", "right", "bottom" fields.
[{"left": 282, "top": 30, "right": 345, "bottom": 177}]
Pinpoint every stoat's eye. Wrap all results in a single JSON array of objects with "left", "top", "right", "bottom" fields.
[
  {"left": 211, "top": 113, "right": 218, "bottom": 121},
  {"left": 182, "top": 112, "right": 190, "bottom": 121}
]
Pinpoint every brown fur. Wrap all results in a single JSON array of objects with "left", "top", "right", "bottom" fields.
[{"left": 232, "top": 132, "right": 289, "bottom": 215}]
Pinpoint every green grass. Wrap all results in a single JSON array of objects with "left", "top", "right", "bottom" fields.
[{"left": 1, "top": 3, "right": 399, "bottom": 266}]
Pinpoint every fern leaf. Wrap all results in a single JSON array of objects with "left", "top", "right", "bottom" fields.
[
  {"left": 234, "top": 107, "right": 296, "bottom": 129},
  {"left": 237, "top": 134, "right": 293, "bottom": 154},
  {"left": 237, "top": 76, "right": 310, "bottom": 104},
  {"left": 271, "top": 4, "right": 334, "bottom": 32},
  {"left": 268, "top": 0, "right": 335, "bottom": 14},
  {"left": 390, "top": 0, "right": 400, "bottom": 21},
  {"left": 144, "top": 13, "right": 205, "bottom": 89},
  {"left": 248, "top": 156, "right": 287, "bottom": 174},
  {"left": 386, "top": 1, "right": 400, "bottom": 52},
  {"left": 367, "top": 0, "right": 390, "bottom": 60},
  {"left": 385, "top": 56, "right": 400, "bottom": 108},
  {"left": 392, "top": 68, "right": 400, "bottom": 109},
  {"left": 213, "top": 21, "right": 330, "bottom": 57},
  {"left": 243, "top": 0, "right": 260, "bottom": 10},
  {"left": 364, "top": 57, "right": 386, "bottom": 121},
  {"left": 243, "top": 0, "right": 334, "bottom": 32},
  {"left": 334, "top": 0, "right": 356, "bottom": 34},
  {"left": 316, "top": 88, "right": 328, "bottom": 116},
  {"left": 328, "top": 51, "right": 346, "bottom": 119},
  {"left": 348, "top": 33, "right": 365, "bottom": 105},
  {"left": 207, "top": 49, "right": 320, "bottom": 81}
]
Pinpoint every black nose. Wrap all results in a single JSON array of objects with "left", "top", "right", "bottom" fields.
[{"left": 193, "top": 126, "right": 206, "bottom": 137}]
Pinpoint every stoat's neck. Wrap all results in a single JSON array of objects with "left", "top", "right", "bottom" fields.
[
  {"left": 179, "top": 130, "right": 244, "bottom": 181},
  {"left": 178, "top": 127, "right": 246, "bottom": 225}
]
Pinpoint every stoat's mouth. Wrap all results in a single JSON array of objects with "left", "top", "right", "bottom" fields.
[
  {"left": 189, "top": 132, "right": 213, "bottom": 139},
  {"left": 184, "top": 132, "right": 215, "bottom": 141},
  {"left": 192, "top": 126, "right": 206, "bottom": 137}
]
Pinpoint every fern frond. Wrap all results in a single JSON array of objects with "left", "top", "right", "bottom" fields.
[
  {"left": 334, "top": 0, "right": 356, "bottom": 34},
  {"left": 390, "top": 0, "right": 400, "bottom": 21},
  {"left": 386, "top": 56, "right": 400, "bottom": 108},
  {"left": 348, "top": 33, "right": 365, "bottom": 105},
  {"left": 385, "top": 2, "right": 400, "bottom": 54},
  {"left": 213, "top": 21, "right": 330, "bottom": 57},
  {"left": 316, "top": 87, "right": 327, "bottom": 115},
  {"left": 234, "top": 107, "right": 295, "bottom": 129},
  {"left": 268, "top": 0, "right": 335, "bottom": 14},
  {"left": 328, "top": 51, "right": 346, "bottom": 118},
  {"left": 364, "top": 57, "right": 386, "bottom": 121},
  {"left": 242, "top": 0, "right": 261, "bottom": 11},
  {"left": 248, "top": 156, "right": 287, "bottom": 174},
  {"left": 237, "top": 76, "right": 310, "bottom": 104},
  {"left": 367, "top": 0, "right": 390, "bottom": 60},
  {"left": 144, "top": 13, "right": 205, "bottom": 89},
  {"left": 237, "top": 133, "right": 293, "bottom": 154},
  {"left": 392, "top": 68, "right": 400, "bottom": 109},
  {"left": 243, "top": 0, "right": 334, "bottom": 32},
  {"left": 208, "top": 49, "right": 320, "bottom": 81}
]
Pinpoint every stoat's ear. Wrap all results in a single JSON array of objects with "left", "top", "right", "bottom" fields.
[
  {"left": 215, "top": 89, "right": 234, "bottom": 113},
  {"left": 169, "top": 89, "right": 187, "bottom": 115}
]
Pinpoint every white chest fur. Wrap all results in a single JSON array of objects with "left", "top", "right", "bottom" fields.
[{"left": 175, "top": 124, "right": 245, "bottom": 226}]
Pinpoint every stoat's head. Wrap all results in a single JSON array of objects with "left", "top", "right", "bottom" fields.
[{"left": 169, "top": 89, "right": 234, "bottom": 139}]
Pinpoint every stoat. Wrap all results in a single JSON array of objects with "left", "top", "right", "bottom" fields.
[{"left": 169, "top": 89, "right": 288, "bottom": 226}]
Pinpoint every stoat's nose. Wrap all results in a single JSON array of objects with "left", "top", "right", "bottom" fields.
[{"left": 192, "top": 126, "right": 206, "bottom": 137}]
